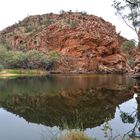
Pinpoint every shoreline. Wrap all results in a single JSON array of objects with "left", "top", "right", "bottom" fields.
[
  {"left": 0, "top": 69, "right": 48, "bottom": 78},
  {"left": 0, "top": 69, "right": 133, "bottom": 79}
]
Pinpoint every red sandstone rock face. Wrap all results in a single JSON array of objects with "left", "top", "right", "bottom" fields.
[
  {"left": 0, "top": 12, "right": 130, "bottom": 73},
  {"left": 133, "top": 52, "right": 140, "bottom": 74}
]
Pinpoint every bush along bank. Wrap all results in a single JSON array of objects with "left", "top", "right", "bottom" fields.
[{"left": 0, "top": 45, "right": 60, "bottom": 70}]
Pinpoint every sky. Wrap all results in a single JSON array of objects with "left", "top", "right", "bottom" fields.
[{"left": 0, "top": 0, "right": 137, "bottom": 40}]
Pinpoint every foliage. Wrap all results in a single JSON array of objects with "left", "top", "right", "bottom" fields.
[
  {"left": 119, "top": 109, "right": 140, "bottom": 139},
  {"left": 25, "top": 26, "right": 34, "bottom": 33},
  {"left": 128, "top": 57, "right": 135, "bottom": 67},
  {"left": 0, "top": 39, "right": 10, "bottom": 50},
  {"left": 120, "top": 112, "right": 135, "bottom": 124},
  {"left": 101, "top": 119, "right": 113, "bottom": 140},
  {"left": 47, "top": 51, "right": 60, "bottom": 61},
  {"left": 112, "top": 0, "right": 140, "bottom": 42},
  {"left": 121, "top": 40, "right": 136, "bottom": 52},
  {"left": 121, "top": 40, "right": 136, "bottom": 68},
  {"left": 67, "top": 19, "right": 77, "bottom": 28},
  {"left": 25, "top": 50, "right": 49, "bottom": 69},
  {"left": 0, "top": 46, "right": 57, "bottom": 70},
  {"left": 43, "top": 19, "right": 53, "bottom": 26},
  {"left": 0, "top": 46, "right": 10, "bottom": 66}
]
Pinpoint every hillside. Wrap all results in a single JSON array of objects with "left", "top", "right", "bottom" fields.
[{"left": 0, "top": 11, "right": 130, "bottom": 73}]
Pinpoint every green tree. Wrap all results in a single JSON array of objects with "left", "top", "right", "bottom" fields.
[
  {"left": 0, "top": 46, "right": 55, "bottom": 70},
  {"left": 121, "top": 40, "right": 136, "bottom": 67},
  {"left": 121, "top": 39, "right": 136, "bottom": 52},
  {"left": 112, "top": 0, "right": 140, "bottom": 45}
]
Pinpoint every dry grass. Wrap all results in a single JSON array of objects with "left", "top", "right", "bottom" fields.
[
  {"left": 58, "top": 130, "right": 93, "bottom": 140},
  {"left": 0, "top": 69, "right": 48, "bottom": 78}
]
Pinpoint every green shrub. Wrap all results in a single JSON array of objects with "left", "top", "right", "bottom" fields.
[
  {"left": 121, "top": 40, "right": 136, "bottom": 53},
  {"left": 25, "top": 26, "right": 34, "bottom": 33},
  {"left": 25, "top": 50, "right": 50, "bottom": 69},
  {"left": 47, "top": 51, "right": 60, "bottom": 61},
  {"left": 0, "top": 46, "right": 54, "bottom": 70},
  {"left": 0, "top": 38, "right": 10, "bottom": 50},
  {"left": 0, "top": 46, "right": 10, "bottom": 66},
  {"left": 129, "top": 57, "right": 135, "bottom": 68},
  {"left": 67, "top": 19, "right": 77, "bottom": 28},
  {"left": 43, "top": 19, "right": 53, "bottom": 26},
  {"left": 10, "top": 51, "right": 27, "bottom": 68}
]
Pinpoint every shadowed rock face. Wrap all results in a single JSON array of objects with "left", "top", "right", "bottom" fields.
[
  {"left": 134, "top": 56, "right": 140, "bottom": 73},
  {"left": 0, "top": 12, "right": 130, "bottom": 73},
  {"left": 130, "top": 46, "right": 140, "bottom": 78},
  {"left": 0, "top": 87, "right": 134, "bottom": 129}
]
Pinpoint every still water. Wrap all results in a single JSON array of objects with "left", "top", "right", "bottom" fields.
[{"left": 0, "top": 74, "right": 139, "bottom": 140}]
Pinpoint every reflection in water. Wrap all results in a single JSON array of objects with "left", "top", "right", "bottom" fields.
[
  {"left": 1, "top": 87, "right": 134, "bottom": 129},
  {"left": 126, "top": 80, "right": 140, "bottom": 138},
  {"left": 0, "top": 74, "right": 139, "bottom": 140},
  {"left": 0, "top": 74, "right": 134, "bottom": 96}
]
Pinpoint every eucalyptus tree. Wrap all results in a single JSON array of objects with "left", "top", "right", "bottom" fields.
[{"left": 112, "top": 0, "right": 140, "bottom": 46}]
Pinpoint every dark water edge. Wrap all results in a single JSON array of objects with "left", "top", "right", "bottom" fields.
[{"left": 0, "top": 74, "right": 140, "bottom": 140}]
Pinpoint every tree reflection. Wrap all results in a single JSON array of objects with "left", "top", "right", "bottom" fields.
[
  {"left": 119, "top": 110, "right": 140, "bottom": 138},
  {"left": 118, "top": 80, "right": 140, "bottom": 139},
  {"left": 120, "top": 111, "right": 135, "bottom": 124}
]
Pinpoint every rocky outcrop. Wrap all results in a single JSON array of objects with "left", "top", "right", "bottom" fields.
[
  {"left": 134, "top": 56, "right": 140, "bottom": 72},
  {"left": 0, "top": 12, "right": 130, "bottom": 73},
  {"left": 132, "top": 52, "right": 140, "bottom": 78},
  {"left": 118, "top": 34, "right": 128, "bottom": 48}
]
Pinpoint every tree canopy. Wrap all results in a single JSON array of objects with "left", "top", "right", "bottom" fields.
[{"left": 112, "top": 0, "right": 140, "bottom": 44}]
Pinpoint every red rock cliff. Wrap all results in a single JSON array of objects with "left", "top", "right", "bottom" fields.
[{"left": 0, "top": 12, "right": 130, "bottom": 73}]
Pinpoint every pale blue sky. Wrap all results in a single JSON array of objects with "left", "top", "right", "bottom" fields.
[{"left": 0, "top": 0, "right": 136, "bottom": 39}]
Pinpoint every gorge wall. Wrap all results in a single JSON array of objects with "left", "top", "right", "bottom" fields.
[{"left": 0, "top": 12, "right": 130, "bottom": 73}]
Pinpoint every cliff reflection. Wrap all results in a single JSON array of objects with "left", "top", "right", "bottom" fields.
[
  {"left": 0, "top": 74, "right": 136, "bottom": 130},
  {"left": 1, "top": 87, "right": 134, "bottom": 129},
  {"left": 0, "top": 74, "right": 134, "bottom": 98}
]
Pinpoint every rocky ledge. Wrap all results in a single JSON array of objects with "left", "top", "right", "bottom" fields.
[
  {"left": 132, "top": 52, "right": 140, "bottom": 78},
  {"left": 0, "top": 12, "right": 130, "bottom": 73}
]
